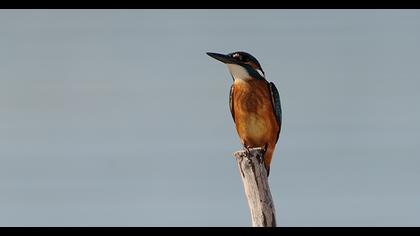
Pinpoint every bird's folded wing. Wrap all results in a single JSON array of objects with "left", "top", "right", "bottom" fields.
[
  {"left": 269, "top": 81, "right": 282, "bottom": 142},
  {"left": 229, "top": 84, "right": 235, "bottom": 122}
]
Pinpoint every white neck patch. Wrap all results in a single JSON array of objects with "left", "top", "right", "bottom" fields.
[{"left": 256, "top": 69, "right": 265, "bottom": 78}]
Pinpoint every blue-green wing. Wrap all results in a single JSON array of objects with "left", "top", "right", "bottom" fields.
[
  {"left": 269, "top": 81, "right": 282, "bottom": 142},
  {"left": 229, "top": 84, "right": 235, "bottom": 122}
]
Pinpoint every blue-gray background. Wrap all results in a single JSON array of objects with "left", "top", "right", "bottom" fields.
[{"left": 1, "top": 10, "right": 419, "bottom": 226}]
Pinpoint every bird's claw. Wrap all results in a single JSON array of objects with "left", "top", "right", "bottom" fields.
[
  {"left": 245, "top": 146, "right": 251, "bottom": 156},
  {"left": 243, "top": 142, "right": 251, "bottom": 156},
  {"left": 262, "top": 143, "right": 268, "bottom": 154}
]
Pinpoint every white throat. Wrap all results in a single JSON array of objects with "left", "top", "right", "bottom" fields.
[
  {"left": 227, "top": 64, "right": 251, "bottom": 80},
  {"left": 227, "top": 64, "right": 265, "bottom": 81}
]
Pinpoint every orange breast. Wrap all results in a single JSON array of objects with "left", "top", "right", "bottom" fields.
[{"left": 232, "top": 79, "right": 279, "bottom": 148}]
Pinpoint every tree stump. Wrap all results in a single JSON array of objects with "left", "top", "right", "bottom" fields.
[{"left": 234, "top": 147, "right": 276, "bottom": 227}]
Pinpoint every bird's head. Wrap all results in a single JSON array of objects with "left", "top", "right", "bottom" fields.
[{"left": 206, "top": 51, "right": 265, "bottom": 81}]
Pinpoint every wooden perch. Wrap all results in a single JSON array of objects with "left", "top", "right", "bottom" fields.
[{"left": 233, "top": 147, "right": 276, "bottom": 227}]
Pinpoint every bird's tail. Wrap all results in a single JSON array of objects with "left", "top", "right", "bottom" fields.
[{"left": 263, "top": 147, "right": 274, "bottom": 177}]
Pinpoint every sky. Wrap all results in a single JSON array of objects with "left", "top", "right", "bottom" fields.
[{"left": 0, "top": 10, "right": 419, "bottom": 226}]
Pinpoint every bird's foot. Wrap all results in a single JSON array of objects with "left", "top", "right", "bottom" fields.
[
  {"left": 262, "top": 143, "right": 268, "bottom": 155},
  {"left": 244, "top": 146, "right": 251, "bottom": 156},
  {"left": 243, "top": 142, "right": 251, "bottom": 156}
]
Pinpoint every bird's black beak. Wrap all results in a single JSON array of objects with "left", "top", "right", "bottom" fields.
[{"left": 206, "top": 52, "right": 239, "bottom": 64}]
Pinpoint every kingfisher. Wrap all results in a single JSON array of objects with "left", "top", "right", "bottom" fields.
[{"left": 206, "top": 51, "right": 282, "bottom": 176}]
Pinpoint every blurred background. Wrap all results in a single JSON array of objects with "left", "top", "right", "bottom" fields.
[{"left": 0, "top": 10, "right": 419, "bottom": 226}]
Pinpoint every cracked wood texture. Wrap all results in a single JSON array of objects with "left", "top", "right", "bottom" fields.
[{"left": 234, "top": 147, "right": 276, "bottom": 227}]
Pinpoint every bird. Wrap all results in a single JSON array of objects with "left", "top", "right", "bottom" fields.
[{"left": 206, "top": 51, "right": 282, "bottom": 176}]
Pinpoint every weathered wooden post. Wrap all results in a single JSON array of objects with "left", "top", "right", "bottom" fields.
[{"left": 233, "top": 147, "right": 276, "bottom": 227}]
